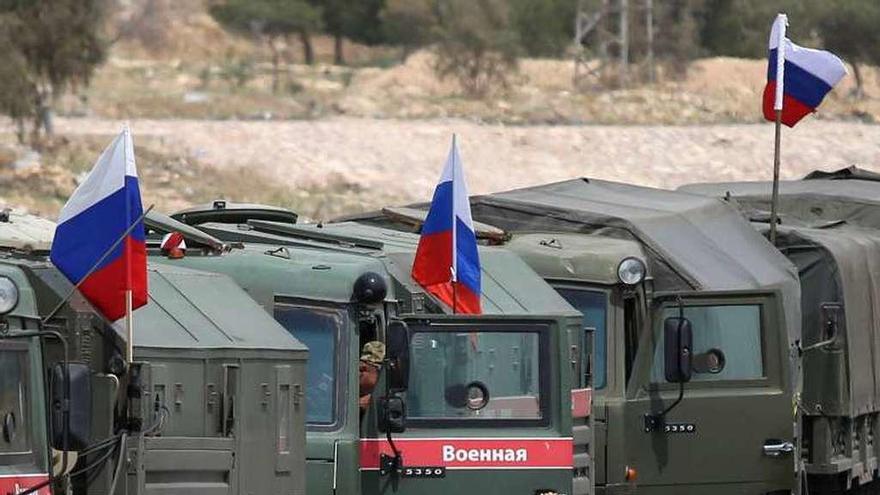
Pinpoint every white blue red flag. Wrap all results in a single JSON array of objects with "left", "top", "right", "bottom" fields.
[
  {"left": 50, "top": 127, "right": 148, "bottom": 321},
  {"left": 412, "top": 136, "right": 481, "bottom": 314},
  {"left": 763, "top": 13, "right": 846, "bottom": 127}
]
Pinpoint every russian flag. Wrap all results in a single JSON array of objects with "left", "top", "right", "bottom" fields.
[
  {"left": 763, "top": 13, "right": 846, "bottom": 127},
  {"left": 50, "top": 127, "right": 148, "bottom": 321},
  {"left": 412, "top": 136, "right": 481, "bottom": 314}
]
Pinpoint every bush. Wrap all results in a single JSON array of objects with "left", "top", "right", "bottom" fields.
[{"left": 433, "top": 0, "right": 521, "bottom": 98}]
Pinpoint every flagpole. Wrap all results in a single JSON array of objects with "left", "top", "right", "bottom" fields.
[
  {"left": 769, "top": 110, "right": 782, "bottom": 245},
  {"left": 125, "top": 290, "right": 134, "bottom": 362},
  {"left": 451, "top": 133, "right": 458, "bottom": 315},
  {"left": 768, "top": 13, "right": 787, "bottom": 246}
]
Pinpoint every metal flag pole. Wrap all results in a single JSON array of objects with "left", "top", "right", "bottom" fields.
[
  {"left": 769, "top": 13, "right": 787, "bottom": 245},
  {"left": 450, "top": 133, "right": 458, "bottom": 315},
  {"left": 125, "top": 289, "right": 134, "bottom": 363},
  {"left": 770, "top": 109, "right": 783, "bottom": 245}
]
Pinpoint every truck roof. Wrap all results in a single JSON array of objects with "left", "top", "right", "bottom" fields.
[
  {"left": 471, "top": 177, "right": 799, "bottom": 294},
  {"left": 0, "top": 210, "right": 55, "bottom": 252},
  {"left": 185, "top": 219, "right": 578, "bottom": 317},
  {"left": 679, "top": 166, "right": 880, "bottom": 229},
  {"left": 131, "top": 262, "right": 308, "bottom": 356}
]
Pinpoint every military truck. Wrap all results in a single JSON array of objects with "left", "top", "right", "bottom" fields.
[
  {"left": 0, "top": 210, "right": 308, "bottom": 495},
  {"left": 346, "top": 179, "right": 803, "bottom": 494},
  {"left": 145, "top": 201, "right": 593, "bottom": 495},
  {"left": 680, "top": 166, "right": 880, "bottom": 493}
]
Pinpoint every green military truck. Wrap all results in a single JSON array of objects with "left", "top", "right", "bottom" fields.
[
  {"left": 681, "top": 166, "right": 880, "bottom": 493},
  {"left": 0, "top": 210, "right": 308, "bottom": 495},
  {"left": 145, "top": 202, "right": 593, "bottom": 495},
  {"left": 349, "top": 179, "right": 803, "bottom": 494}
]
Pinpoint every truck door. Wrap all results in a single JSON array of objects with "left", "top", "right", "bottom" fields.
[
  {"left": 361, "top": 317, "right": 574, "bottom": 495},
  {"left": 621, "top": 296, "right": 795, "bottom": 493}
]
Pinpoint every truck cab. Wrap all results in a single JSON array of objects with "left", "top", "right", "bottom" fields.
[
  {"left": 682, "top": 166, "right": 880, "bottom": 493},
  {"left": 0, "top": 210, "right": 309, "bottom": 495},
  {"left": 147, "top": 205, "right": 593, "bottom": 495},
  {"left": 350, "top": 178, "right": 803, "bottom": 494}
]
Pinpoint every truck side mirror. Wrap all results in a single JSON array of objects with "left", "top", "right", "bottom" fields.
[
  {"left": 664, "top": 317, "right": 693, "bottom": 383},
  {"left": 51, "top": 363, "right": 91, "bottom": 451},
  {"left": 378, "top": 395, "right": 406, "bottom": 433},
  {"left": 385, "top": 320, "right": 410, "bottom": 392}
]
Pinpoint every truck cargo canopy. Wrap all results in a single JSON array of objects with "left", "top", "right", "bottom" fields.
[
  {"left": 680, "top": 166, "right": 880, "bottom": 229},
  {"left": 471, "top": 178, "right": 799, "bottom": 294}
]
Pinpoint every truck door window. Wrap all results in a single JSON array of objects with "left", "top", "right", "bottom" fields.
[
  {"left": 0, "top": 348, "right": 31, "bottom": 458},
  {"left": 651, "top": 304, "right": 764, "bottom": 382},
  {"left": 274, "top": 304, "right": 346, "bottom": 425},
  {"left": 407, "top": 324, "right": 549, "bottom": 427},
  {"left": 555, "top": 288, "right": 608, "bottom": 389}
]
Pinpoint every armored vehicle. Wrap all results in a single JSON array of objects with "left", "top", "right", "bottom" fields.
[
  {"left": 145, "top": 202, "right": 593, "bottom": 495},
  {"left": 348, "top": 179, "right": 803, "bottom": 494},
  {"left": 0, "top": 210, "right": 308, "bottom": 495},
  {"left": 681, "top": 166, "right": 880, "bottom": 493}
]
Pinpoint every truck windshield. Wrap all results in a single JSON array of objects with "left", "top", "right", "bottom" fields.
[
  {"left": 407, "top": 322, "right": 549, "bottom": 426},
  {"left": 555, "top": 288, "right": 607, "bottom": 389},
  {"left": 274, "top": 303, "right": 347, "bottom": 426},
  {"left": 0, "top": 344, "right": 39, "bottom": 472},
  {"left": 651, "top": 304, "right": 764, "bottom": 382}
]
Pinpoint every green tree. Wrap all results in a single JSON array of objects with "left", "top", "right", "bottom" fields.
[
  {"left": 508, "top": 0, "right": 575, "bottom": 58},
  {"left": 815, "top": 0, "right": 880, "bottom": 97},
  {"left": 210, "top": 0, "right": 322, "bottom": 92},
  {"left": 697, "top": 0, "right": 819, "bottom": 58},
  {"left": 313, "top": 0, "right": 385, "bottom": 64},
  {"left": 380, "top": 0, "right": 439, "bottom": 58},
  {"left": 0, "top": 0, "right": 108, "bottom": 143},
  {"left": 433, "top": 0, "right": 521, "bottom": 98}
]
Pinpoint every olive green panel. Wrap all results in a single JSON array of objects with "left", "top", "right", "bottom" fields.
[
  {"left": 134, "top": 263, "right": 307, "bottom": 353},
  {"left": 505, "top": 233, "right": 646, "bottom": 285}
]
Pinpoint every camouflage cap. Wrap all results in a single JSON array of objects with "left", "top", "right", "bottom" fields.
[{"left": 360, "top": 341, "right": 386, "bottom": 365}]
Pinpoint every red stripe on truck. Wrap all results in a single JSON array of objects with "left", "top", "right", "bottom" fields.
[{"left": 360, "top": 438, "right": 573, "bottom": 470}]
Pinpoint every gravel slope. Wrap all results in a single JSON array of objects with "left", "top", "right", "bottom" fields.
[{"left": 47, "top": 117, "right": 880, "bottom": 212}]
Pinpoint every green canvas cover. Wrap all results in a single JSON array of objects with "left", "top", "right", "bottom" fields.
[
  {"left": 755, "top": 223, "right": 880, "bottom": 416},
  {"left": 472, "top": 178, "right": 796, "bottom": 287},
  {"left": 470, "top": 177, "right": 801, "bottom": 348},
  {"left": 680, "top": 166, "right": 880, "bottom": 230}
]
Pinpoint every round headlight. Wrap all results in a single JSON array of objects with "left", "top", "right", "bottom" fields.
[
  {"left": 0, "top": 277, "right": 19, "bottom": 314},
  {"left": 617, "top": 257, "right": 646, "bottom": 286}
]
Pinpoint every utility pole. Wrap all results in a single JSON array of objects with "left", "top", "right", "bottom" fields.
[
  {"left": 645, "top": 0, "right": 655, "bottom": 83},
  {"left": 619, "top": 0, "right": 629, "bottom": 87}
]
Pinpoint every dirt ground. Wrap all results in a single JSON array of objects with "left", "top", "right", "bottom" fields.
[{"left": 31, "top": 116, "right": 880, "bottom": 220}]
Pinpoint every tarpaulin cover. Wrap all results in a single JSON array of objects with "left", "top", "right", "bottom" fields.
[
  {"left": 683, "top": 170, "right": 880, "bottom": 416},
  {"left": 755, "top": 224, "right": 880, "bottom": 416},
  {"left": 468, "top": 178, "right": 802, "bottom": 350},
  {"left": 680, "top": 166, "right": 880, "bottom": 230}
]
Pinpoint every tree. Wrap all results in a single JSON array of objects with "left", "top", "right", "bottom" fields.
[
  {"left": 312, "top": 0, "right": 385, "bottom": 64},
  {"left": 380, "top": 0, "right": 439, "bottom": 58},
  {"left": 815, "top": 0, "right": 880, "bottom": 98},
  {"left": 433, "top": 0, "right": 521, "bottom": 98},
  {"left": 508, "top": 0, "right": 575, "bottom": 58},
  {"left": 0, "top": 0, "right": 108, "bottom": 144},
  {"left": 210, "top": 0, "right": 322, "bottom": 91}
]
